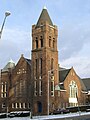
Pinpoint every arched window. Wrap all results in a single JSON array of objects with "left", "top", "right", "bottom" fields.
[
  {"left": 51, "top": 81, "right": 54, "bottom": 96},
  {"left": 39, "top": 58, "right": 42, "bottom": 75},
  {"left": 35, "top": 59, "right": 38, "bottom": 79},
  {"left": 53, "top": 38, "right": 55, "bottom": 48},
  {"left": 49, "top": 36, "right": 51, "bottom": 47},
  {"left": 36, "top": 37, "right": 38, "bottom": 49},
  {"left": 40, "top": 36, "right": 43, "bottom": 48},
  {"left": 69, "top": 81, "right": 78, "bottom": 98},
  {"left": 34, "top": 81, "right": 37, "bottom": 96},
  {"left": 39, "top": 81, "right": 42, "bottom": 96},
  {"left": 69, "top": 81, "right": 78, "bottom": 107}
]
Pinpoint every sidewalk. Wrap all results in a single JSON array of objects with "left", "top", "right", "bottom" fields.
[
  {"left": 1, "top": 112, "right": 90, "bottom": 120},
  {"left": 32, "top": 112, "right": 90, "bottom": 120}
]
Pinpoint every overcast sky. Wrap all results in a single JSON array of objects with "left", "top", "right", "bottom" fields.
[{"left": 0, "top": 0, "right": 90, "bottom": 78}]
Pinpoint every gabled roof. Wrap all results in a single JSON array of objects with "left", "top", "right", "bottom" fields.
[
  {"left": 18, "top": 54, "right": 31, "bottom": 67},
  {"left": 58, "top": 68, "right": 71, "bottom": 90},
  {"left": 59, "top": 67, "right": 87, "bottom": 91},
  {"left": 59, "top": 68, "right": 71, "bottom": 82},
  {"left": 2, "top": 59, "right": 15, "bottom": 72},
  {"left": 25, "top": 58, "right": 31, "bottom": 66},
  {"left": 36, "top": 7, "right": 53, "bottom": 27},
  {"left": 82, "top": 78, "right": 90, "bottom": 91}
]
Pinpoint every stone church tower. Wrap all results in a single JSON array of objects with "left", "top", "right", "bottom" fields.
[{"left": 31, "top": 7, "right": 59, "bottom": 115}]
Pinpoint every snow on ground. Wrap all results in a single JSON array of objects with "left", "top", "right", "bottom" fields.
[{"left": 1, "top": 112, "right": 90, "bottom": 120}]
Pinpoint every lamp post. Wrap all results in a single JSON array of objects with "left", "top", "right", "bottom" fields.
[
  {"left": 0, "top": 11, "right": 11, "bottom": 39},
  {"left": 47, "top": 70, "right": 52, "bottom": 115},
  {"left": 47, "top": 69, "right": 59, "bottom": 115}
]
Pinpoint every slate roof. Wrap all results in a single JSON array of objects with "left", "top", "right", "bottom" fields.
[
  {"left": 25, "top": 58, "right": 31, "bottom": 66},
  {"left": 58, "top": 68, "right": 71, "bottom": 90},
  {"left": 36, "top": 7, "right": 53, "bottom": 27},
  {"left": 59, "top": 68, "right": 71, "bottom": 83},
  {"left": 82, "top": 78, "right": 90, "bottom": 91},
  {"left": 59, "top": 67, "right": 87, "bottom": 91},
  {"left": 2, "top": 59, "right": 15, "bottom": 71}
]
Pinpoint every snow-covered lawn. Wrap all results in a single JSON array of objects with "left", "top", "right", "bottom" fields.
[{"left": 1, "top": 112, "right": 90, "bottom": 120}]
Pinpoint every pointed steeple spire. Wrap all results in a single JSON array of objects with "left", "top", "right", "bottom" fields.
[{"left": 36, "top": 7, "right": 53, "bottom": 27}]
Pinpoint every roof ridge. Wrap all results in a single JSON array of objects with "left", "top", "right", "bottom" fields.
[
  {"left": 59, "top": 68, "right": 71, "bottom": 82},
  {"left": 82, "top": 78, "right": 90, "bottom": 80},
  {"left": 60, "top": 68, "right": 71, "bottom": 71}
]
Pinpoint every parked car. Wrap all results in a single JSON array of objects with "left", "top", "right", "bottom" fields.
[
  {"left": 8, "top": 112, "right": 16, "bottom": 118},
  {"left": 53, "top": 108, "right": 69, "bottom": 115},
  {"left": 8, "top": 111, "right": 30, "bottom": 118},
  {"left": 8, "top": 112, "right": 18, "bottom": 118},
  {"left": 0, "top": 113, "right": 7, "bottom": 118},
  {"left": 86, "top": 109, "right": 90, "bottom": 112}
]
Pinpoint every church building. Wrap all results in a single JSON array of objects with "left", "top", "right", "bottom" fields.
[{"left": 0, "top": 7, "right": 90, "bottom": 115}]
